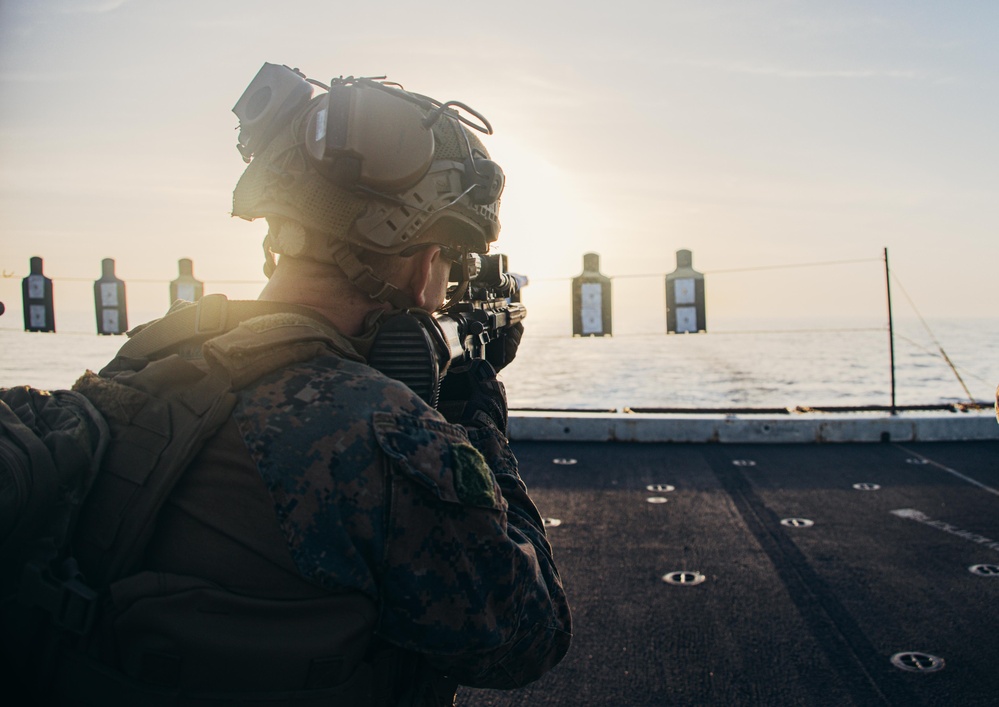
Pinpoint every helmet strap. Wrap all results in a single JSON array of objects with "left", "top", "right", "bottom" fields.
[
  {"left": 439, "top": 256, "right": 470, "bottom": 312},
  {"left": 262, "top": 231, "right": 278, "bottom": 278},
  {"left": 329, "top": 241, "right": 417, "bottom": 310}
]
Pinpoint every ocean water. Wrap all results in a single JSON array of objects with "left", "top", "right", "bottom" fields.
[
  {"left": 2, "top": 308, "right": 996, "bottom": 411},
  {"left": 502, "top": 318, "right": 998, "bottom": 410}
]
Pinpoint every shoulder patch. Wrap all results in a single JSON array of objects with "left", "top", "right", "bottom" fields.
[
  {"left": 373, "top": 411, "right": 505, "bottom": 511},
  {"left": 451, "top": 443, "right": 498, "bottom": 508}
]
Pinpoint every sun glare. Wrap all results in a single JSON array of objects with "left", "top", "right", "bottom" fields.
[{"left": 489, "top": 135, "right": 590, "bottom": 273}]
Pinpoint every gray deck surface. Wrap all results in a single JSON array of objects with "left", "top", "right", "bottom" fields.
[{"left": 460, "top": 440, "right": 999, "bottom": 707}]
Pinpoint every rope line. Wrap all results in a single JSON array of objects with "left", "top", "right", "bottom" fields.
[
  {"left": 498, "top": 257, "right": 882, "bottom": 283},
  {"left": 521, "top": 327, "right": 886, "bottom": 339},
  {"left": 890, "top": 271, "right": 975, "bottom": 403},
  {"left": 604, "top": 258, "right": 882, "bottom": 279},
  {"left": 703, "top": 258, "right": 880, "bottom": 275},
  {"left": 893, "top": 333, "right": 994, "bottom": 389}
]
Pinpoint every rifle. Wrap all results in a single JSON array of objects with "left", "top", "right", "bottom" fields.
[
  {"left": 367, "top": 253, "right": 528, "bottom": 407},
  {"left": 436, "top": 253, "right": 528, "bottom": 371}
]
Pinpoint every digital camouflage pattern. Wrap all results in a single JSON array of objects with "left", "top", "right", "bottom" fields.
[{"left": 233, "top": 352, "right": 571, "bottom": 688}]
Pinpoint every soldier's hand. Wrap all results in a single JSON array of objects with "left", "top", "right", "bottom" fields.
[
  {"left": 438, "top": 359, "right": 508, "bottom": 434},
  {"left": 485, "top": 322, "right": 523, "bottom": 372},
  {"left": 501, "top": 322, "right": 524, "bottom": 371}
]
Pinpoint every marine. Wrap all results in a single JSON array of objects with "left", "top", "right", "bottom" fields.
[{"left": 8, "top": 64, "right": 571, "bottom": 705}]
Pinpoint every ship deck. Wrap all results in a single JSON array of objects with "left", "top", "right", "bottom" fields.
[{"left": 460, "top": 438, "right": 999, "bottom": 707}]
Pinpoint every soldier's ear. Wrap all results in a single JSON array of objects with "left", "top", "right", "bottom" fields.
[{"left": 401, "top": 245, "right": 439, "bottom": 309}]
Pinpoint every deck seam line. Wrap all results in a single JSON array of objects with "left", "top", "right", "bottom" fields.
[{"left": 894, "top": 444, "right": 999, "bottom": 497}]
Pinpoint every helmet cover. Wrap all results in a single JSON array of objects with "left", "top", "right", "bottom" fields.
[{"left": 232, "top": 76, "right": 502, "bottom": 266}]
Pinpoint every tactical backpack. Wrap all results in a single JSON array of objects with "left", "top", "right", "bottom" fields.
[{"left": 1, "top": 295, "right": 454, "bottom": 706}]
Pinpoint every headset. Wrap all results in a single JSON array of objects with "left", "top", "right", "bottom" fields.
[{"left": 233, "top": 63, "right": 504, "bottom": 212}]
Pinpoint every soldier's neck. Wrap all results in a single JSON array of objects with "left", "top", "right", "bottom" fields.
[{"left": 257, "top": 257, "right": 388, "bottom": 337}]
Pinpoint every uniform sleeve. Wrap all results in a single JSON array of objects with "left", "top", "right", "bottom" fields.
[{"left": 373, "top": 410, "right": 572, "bottom": 689}]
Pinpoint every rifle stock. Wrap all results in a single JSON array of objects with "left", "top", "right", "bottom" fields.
[{"left": 367, "top": 254, "right": 527, "bottom": 407}]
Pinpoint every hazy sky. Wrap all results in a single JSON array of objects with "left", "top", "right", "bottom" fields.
[{"left": 1, "top": 0, "right": 996, "bottom": 329}]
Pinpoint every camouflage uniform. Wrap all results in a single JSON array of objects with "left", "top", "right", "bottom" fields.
[
  {"left": 236, "top": 351, "right": 569, "bottom": 684},
  {"left": 143, "top": 332, "right": 571, "bottom": 696}
]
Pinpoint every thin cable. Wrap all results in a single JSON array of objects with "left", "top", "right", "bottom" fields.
[
  {"left": 890, "top": 272, "right": 975, "bottom": 403},
  {"left": 704, "top": 257, "right": 880, "bottom": 275},
  {"left": 707, "top": 327, "right": 884, "bottom": 336},
  {"left": 556, "top": 257, "right": 881, "bottom": 280},
  {"left": 893, "top": 332, "right": 994, "bottom": 389},
  {"left": 523, "top": 327, "right": 885, "bottom": 339}
]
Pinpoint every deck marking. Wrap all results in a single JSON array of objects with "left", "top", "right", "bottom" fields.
[
  {"left": 781, "top": 518, "right": 815, "bottom": 528},
  {"left": 890, "top": 652, "right": 945, "bottom": 673},
  {"left": 552, "top": 458, "right": 577, "bottom": 465},
  {"left": 704, "top": 447, "right": 918, "bottom": 705},
  {"left": 895, "top": 445, "right": 999, "bottom": 497},
  {"left": 890, "top": 509, "right": 999, "bottom": 553},
  {"left": 646, "top": 483, "right": 675, "bottom": 492},
  {"left": 646, "top": 497, "right": 669, "bottom": 504},
  {"left": 968, "top": 564, "right": 999, "bottom": 577},
  {"left": 542, "top": 517, "right": 562, "bottom": 527},
  {"left": 662, "top": 571, "right": 705, "bottom": 586},
  {"left": 852, "top": 483, "right": 881, "bottom": 491}
]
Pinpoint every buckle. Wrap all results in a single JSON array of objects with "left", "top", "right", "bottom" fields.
[
  {"left": 18, "top": 558, "right": 99, "bottom": 635},
  {"left": 194, "top": 293, "right": 230, "bottom": 335}
]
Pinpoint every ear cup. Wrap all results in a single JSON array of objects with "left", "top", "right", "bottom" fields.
[{"left": 302, "top": 83, "right": 435, "bottom": 193}]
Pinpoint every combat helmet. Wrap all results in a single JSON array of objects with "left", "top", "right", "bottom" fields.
[{"left": 231, "top": 64, "right": 504, "bottom": 306}]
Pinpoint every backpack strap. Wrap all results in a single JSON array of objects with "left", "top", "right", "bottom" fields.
[
  {"left": 112, "top": 294, "right": 340, "bottom": 364},
  {"left": 202, "top": 307, "right": 365, "bottom": 389}
]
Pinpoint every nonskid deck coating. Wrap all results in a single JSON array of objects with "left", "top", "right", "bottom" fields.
[{"left": 460, "top": 440, "right": 999, "bottom": 707}]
